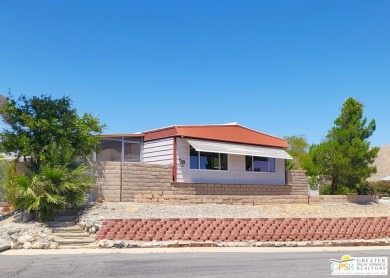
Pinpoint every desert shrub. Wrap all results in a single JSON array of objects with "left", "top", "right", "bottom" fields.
[{"left": 368, "top": 180, "right": 390, "bottom": 195}]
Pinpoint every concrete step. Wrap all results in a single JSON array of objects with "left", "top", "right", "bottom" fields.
[
  {"left": 53, "top": 215, "right": 78, "bottom": 222},
  {"left": 46, "top": 221, "right": 77, "bottom": 228},
  {"left": 51, "top": 226, "right": 84, "bottom": 233},
  {"left": 55, "top": 238, "right": 96, "bottom": 245},
  {"left": 53, "top": 232, "right": 90, "bottom": 238}
]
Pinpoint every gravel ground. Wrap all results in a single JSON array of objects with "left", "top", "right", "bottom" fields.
[{"left": 82, "top": 199, "right": 390, "bottom": 219}]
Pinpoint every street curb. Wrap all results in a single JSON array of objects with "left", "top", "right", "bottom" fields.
[{"left": 2, "top": 245, "right": 390, "bottom": 255}]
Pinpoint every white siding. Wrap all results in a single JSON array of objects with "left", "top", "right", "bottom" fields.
[
  {"left": 176, "top": 138, "right": 286, "bottom": 184},
  {"left": 143, "top": 138, "right": 173, "bottom": 165}
]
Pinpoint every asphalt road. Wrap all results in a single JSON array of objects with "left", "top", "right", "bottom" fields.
[{"left": 1, "top": 249, "right": 389, "bottom": 278}]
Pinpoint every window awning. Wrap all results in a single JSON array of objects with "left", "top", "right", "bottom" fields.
[{"left": 187, "top": 139, "right": 292, "bottom": 159}]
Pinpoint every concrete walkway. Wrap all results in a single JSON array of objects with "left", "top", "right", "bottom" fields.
[{"left": 2, "top": 245, "right": 390, "bottom": 255}]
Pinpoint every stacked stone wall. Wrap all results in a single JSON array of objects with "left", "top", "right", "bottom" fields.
[{"left": 96, "top": 217, "right": 390, "bottom": 242}]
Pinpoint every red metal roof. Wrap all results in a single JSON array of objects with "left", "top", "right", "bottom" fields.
[{"left": 143, "top": 124, "right": 288, "bottom": 148}]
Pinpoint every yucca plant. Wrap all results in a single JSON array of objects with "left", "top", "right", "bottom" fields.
[{"left": 6, "top": 141, "right": 95, "bottom": 221}]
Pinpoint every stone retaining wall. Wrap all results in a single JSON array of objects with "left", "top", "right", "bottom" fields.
[
  {"left": 94, "top": 162, "right": 309, "bottom": 204},
  {"left": 94, "top": 162, "right": 172, "bottom": 202},
  {"left": 96, "top": 217, "right": 390, "bottom": 242}
]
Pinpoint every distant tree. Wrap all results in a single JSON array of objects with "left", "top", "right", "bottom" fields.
[
  {"left": 0, "top": 94, "right": 105, "bottom": 170},
  {"left": 304, "top": 97, "right": 379, "bottom": 194},
  {"left": 284, "top": 135, "right": 309, "bottom": 170}
]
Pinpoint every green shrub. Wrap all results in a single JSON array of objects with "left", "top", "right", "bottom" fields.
[
  {"left": 319, "top": 184, "right": 356, "bottom": 195},
  {"left": 356, "top": 182, "right": 375, "bottom": 195}
]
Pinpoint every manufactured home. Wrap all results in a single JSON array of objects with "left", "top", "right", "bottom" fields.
[{"left": 95, "top": 123, "right": 292, "bottom": 185}]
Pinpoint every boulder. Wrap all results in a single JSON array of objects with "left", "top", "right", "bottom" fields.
[
  {"left": 49, "top": 242, "right": 59, "bottom": 249},
  {"left": 10, "top": 233, "right": 20, "bottom": 241},
  {"left": 17, "top": 235, "right": 33, "bottom": 244},
  {"left": 100, "top": 240, "right": 114, "bottom": 248},
  {"left": 0, "top": 239, "right": 11, "bottom": 252},
  {"left": 7, "top": 228, "right": 20, "bottom": 235},
  {"left": 23, "top": 242, "right": 32, "bottom": 249},
  {"left": 32, "top": 241, "right": 44, "bottom": 249},
  {"left": 113, "top": 240, "right": 125, "bottom": 248},
  {"left": 43, "top": 242, "right": 51, "bottom": 249}
]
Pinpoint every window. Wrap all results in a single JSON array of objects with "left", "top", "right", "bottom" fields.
[
  {"left": 97, "top": 139, "right": 122, "bottom": 162},
  {"left": 96, "top": 137, "right": 141, "bottom": 162},
  {"left": 246, "top": 156, "right": 275, "bottom": 173},
  {"left": 124, "top": 142, "right": 141, "bottom": 162},
  {"left": 189, "top": 146, "right": 228, "bottom": 170}
]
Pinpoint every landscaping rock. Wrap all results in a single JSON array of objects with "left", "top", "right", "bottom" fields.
[
  {"left": 113, "top": 240, "right": 125, "bottom": 248},
  {"left": 99, "top": 239, "right": 114, "bottom": 248},
  {"left": 126, "top": 242, "right": 139, "bottom": 248},
  {"left": 10, "top": 233, "right": 20, "bottom": 241},
  {"left": 0, "top": 239, "right": 11, "bottom": 252},
  {"left": 97, "top": 216, "right": 105, "bottom": 221},
  {"left": 17, "top": 235, "right": 33, "bottom": 244},
  {"left": 7, "top": 228, "right": 19, "bottom": 235},
  {"left": 43, "top": 242, "right": 50, "bottom": 249},
  {"left": 23, "top": 242, "right": 32, "bottom": 249},
  {"left": 49, "top": 242, "right": 59, "bottom": 249},
  {"left": 32, "top": 241, "right": 44, "bottom": 249},
  {"left": 39, "top": 233, "right": 48, "bottom": 238}
]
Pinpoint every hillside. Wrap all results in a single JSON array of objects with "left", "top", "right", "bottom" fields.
[{"left": 368, "top": 145, "right": 390, "bottom": 181}]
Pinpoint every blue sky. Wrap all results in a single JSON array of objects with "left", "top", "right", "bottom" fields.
[{"left": 1, "top": 1, "right": 389, "bottom": 147}]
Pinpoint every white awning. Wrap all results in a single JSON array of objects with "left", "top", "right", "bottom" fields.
[{"left": 187, "top": 139, "right": 292, "bottom": 159}]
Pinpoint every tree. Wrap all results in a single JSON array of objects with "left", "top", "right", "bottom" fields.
[
  {"left": 284, "top": 135, "right": 309, "bottom": 170},
  {"left": 305, "top": 97, "right": 379, "bottom": 194},
  {"left": 0, "top": 94, "right": 105, "bottom": 170},
  {"left": 0, "top": 94, "right": 104, "bottom": 220}
]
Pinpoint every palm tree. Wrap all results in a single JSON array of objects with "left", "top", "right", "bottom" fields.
[{"left": 7, "top": 141, "right": 95, "bottom": 221}]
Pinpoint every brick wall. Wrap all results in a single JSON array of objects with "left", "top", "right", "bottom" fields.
[
  {"left": 96, "top": 217, "right": 390, "bottom": 242},
  {"left": 95, "top": 162, "right": 309, "bottom": 204}
]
